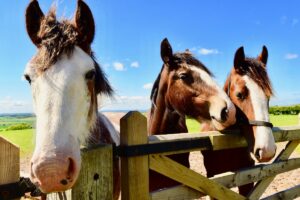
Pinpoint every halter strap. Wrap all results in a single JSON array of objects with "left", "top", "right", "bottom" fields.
[
  {"left": 244, "top": 120, "right": 273, "bottom": 128},
  {"left": 227, "top": 76, "right": 273, "bottom": 129}
]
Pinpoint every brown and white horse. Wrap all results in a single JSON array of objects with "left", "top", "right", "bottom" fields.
[
  {"left": 148, "top": 38, "right": 236, "bottom": 191},
  {"left": 202, "top": 46, "right": 276, "bottom": 196},
  {"left": 24, "top": 1, "right": 120, "bottom": 199}
]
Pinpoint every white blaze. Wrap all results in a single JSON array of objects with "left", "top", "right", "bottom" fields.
[
  {"left": 243, "top": 76, "right": 276, "bottom": 160},
  {"left": 25, "top": 47, "right": 95, "bottom": 157},
  {"left": 190, "top": 66, "right": 236, "bottom": 128}
]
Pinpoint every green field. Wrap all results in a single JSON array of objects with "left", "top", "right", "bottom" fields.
[
  {"left": 187, "top": 114, "right": 299, "bottom": 133},
  {"left": 0, "top": 114, "right": 298, "bottom": 158},
  {"left": 0, "top": 116, "right": 35, "bottom": 130},
  {"left": 0, "top": 129, "right": 34, "bottom": 157}
]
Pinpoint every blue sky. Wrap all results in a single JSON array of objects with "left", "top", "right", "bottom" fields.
[{"left": 0, "top": 0, "right": 300, "bottom": 113}]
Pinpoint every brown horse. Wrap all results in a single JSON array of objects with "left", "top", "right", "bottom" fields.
[
  {"left": 202, "top": 46, "right": 276, "bottom": 196},
  {"left": 148, "top": 38, "right": 237, "bottom": 191},
  {"left": 24, "top": 1, "right": 120, "bottom": 199}
]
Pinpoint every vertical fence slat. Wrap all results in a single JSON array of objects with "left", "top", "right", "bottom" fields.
[
  {"left": 47, "top": 144, "right": 113, "bottom": 200},
  {"left": 120, "top": 111, "right": 149, "bottom": 200},
  {"left": 0, "top": 137, "right": 19, "bottom": 185}
]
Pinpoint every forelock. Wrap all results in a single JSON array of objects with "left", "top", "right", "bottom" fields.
[
  {"left": 31, "top": 8, "right": 79, "bottom": 72},
  {"left": 173, "top": 51, "right": 213, "bottom": 76},
  {"left": 244, "top": 57, "right": 273, "bottom": 97}
]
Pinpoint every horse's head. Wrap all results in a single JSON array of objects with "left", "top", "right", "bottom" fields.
[
  {"left": 225, "top": 46, "right": 276, "bottom": 162},
  {"left": 24, "top": 0, "right": 112, "bottom": 193},
  {"left": 153, "top": 38, "right": 236, "bottom": 130}
]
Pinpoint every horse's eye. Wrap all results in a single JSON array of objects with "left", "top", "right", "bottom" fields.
[
  {"left": 24, "top": 74, "right": 31, "bottom": 84},
  {"left": 236, "top": 92, "right": 244, "bottom": 100},
  {"left": 179, "top": 73, "right": 188, "bottom": 80},
  {"left": 85, "top": 70, "right": 96, "bottom": 80}
]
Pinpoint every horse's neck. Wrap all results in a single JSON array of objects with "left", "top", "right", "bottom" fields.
[
  {"left": 149, "top": 106, "right": 187, "bottom": 135},
  {"left": 89, "top": 113, "right": 120, "bottom": 145}
]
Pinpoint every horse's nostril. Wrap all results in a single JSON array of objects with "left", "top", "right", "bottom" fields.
[
  {"left": 255, "top": 148, "right": 261, "bottom": 160},
  {"left": 221, "top": 107, "right": 228, "bottom": 122},
  {"left": 67, "top": 158, "right": 76, "bottom": 179},
  {"left": 60, "top": 179, "right": 68, "bottom": 185}
]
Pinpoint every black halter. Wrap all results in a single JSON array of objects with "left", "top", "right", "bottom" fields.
[{"left": 227, "top": 77, "right": 273, "bottom": 129}]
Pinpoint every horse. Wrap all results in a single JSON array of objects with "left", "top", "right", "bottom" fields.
[
  {"left": 201, "top": 46, "right": 277, "bottom": 197},
  {"left": 148, "top": 38, "right": 237, "bottom": 191},
  {"left": 24, "top": 1, "right": 120, "bottom": 199}
]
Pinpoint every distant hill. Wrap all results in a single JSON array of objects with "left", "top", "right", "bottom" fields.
[{"left": 0, "top": 113, "right": 35, "bottom": 118}]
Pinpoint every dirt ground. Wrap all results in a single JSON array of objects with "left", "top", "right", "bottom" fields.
[{"left": 21, "top": 112, "right": 300, "bottom": 199}]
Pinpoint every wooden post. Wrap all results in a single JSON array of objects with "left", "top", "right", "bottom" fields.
[
  {"left": 120, "top": 111, "right": 149, "bottom": 200},
  {"left": 47, "top": 144, "right": 113, "bottom": 200},
  {"left": 0, "top": 137, "right": 20, "bottom": 185},
  {"left": 0, "top": 137, "right": 20, "bottom": 200}
]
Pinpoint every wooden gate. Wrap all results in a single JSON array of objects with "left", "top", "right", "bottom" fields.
[{"left": 120, "top": 111, "right": 300, "bottom": 200}]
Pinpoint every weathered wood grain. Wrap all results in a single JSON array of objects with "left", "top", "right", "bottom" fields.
[{"left": 120, "top": 111, "right": 149, "bottom": 200}]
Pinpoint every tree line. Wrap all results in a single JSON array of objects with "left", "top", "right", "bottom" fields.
[{"left": 269, "top": 104, "right": 300, "bottom": 115}]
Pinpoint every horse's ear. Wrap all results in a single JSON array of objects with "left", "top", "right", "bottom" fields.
[
  {"left": 161, "top": 38, "right": 173, "bottom": 64},
  {"left": 258, "top": 45, "right": 268, "bottom": 65},
  {"left": 25, "top": 0, "right": 44, "bottom": 47},
  {"left": 74, "top": 0, "right": 95, "bottom": 52},
  {"left": 234, "top": 46, "right": 245, "bottom": 73}
]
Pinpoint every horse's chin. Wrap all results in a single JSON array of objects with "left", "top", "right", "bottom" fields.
[
  {"left": 211, "top": 117, "right": 236, "bottom": 131},
  {"left": 210, "top": 104, "right": 236, "bottom": 131},
  {"left": 211, "top": 119, "right": 227, "bottom": 131}
]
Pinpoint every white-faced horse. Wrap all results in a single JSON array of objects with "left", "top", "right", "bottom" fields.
[
  {"left": 201, "top": 46, "right": 276, "bottom": 196},
  {"left": 24, "top": 0, "right": 120, "bottom": 199}
]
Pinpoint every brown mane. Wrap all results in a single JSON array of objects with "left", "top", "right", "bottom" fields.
[
  {"left": 30, "top": 8, "right": 113, "bottom": 96},
  {"left": 242, "top": 57, "right": 273, "bottom": 98},
  {"left": 32, "top": 8, "right": 78, "bottom": 70}
]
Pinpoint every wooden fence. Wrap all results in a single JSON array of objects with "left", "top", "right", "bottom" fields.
[
  {"left": 120, "top": 111, "right": 300, "bottom": 200},
  {"left": 0, "top": 111, "right": 300, "bottom": 200},
  {"left": 0, "top": 140, "right": 113, "bottom": 200}
]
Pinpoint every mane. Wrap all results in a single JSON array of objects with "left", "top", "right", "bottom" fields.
[
  {"left": 30, "top": 8, "right": 113, "bottom": 96},
  {"left": 173, "top": 51, "right": 213, "bottom": 76},
  {"left": 32, "top": 8, "right": 78, "bottom": 70},
  {"left": 239, "top": 57, "right": 273, "bottom": 97},
  {"left": 150, "top": 51, "right": 213, "bottom": 103}
]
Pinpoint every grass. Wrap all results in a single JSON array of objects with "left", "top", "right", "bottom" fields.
[
  {"left": 0, "top": 129, "right": 34, "bottom": 157},
  {"left": 0, "top": 116, "right": 35, "bottom": 130},
  {"left": 269, "top": 114, "right": 299, "bottom": 127},
  {"left": 186, "top": 118, "right": 201, "bottom": 133}
]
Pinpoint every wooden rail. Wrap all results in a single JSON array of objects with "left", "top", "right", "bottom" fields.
[{"left": 121, "top": 111, "right": 300, "bottom": 200}]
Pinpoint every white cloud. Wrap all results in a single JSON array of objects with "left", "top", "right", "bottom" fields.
[
  {"left": 284, "top": 53, "right": 298, "bottom": 60},
  {"left": 130, "top": 61, "right": 139, "bottom": 68},
  {"left": 198, "top": 48, "right": 220, "bottom": 55},
  {"left": 0, "top": 96, "right": 32, "bottom": 113},
  {"left": 143, "top": 83, "right": 153, "bottom": 90},
  {"left": 280, "top": 16, "right": 299, "bottom": 26},
  {"left": 113, "top": 62, "right": 125, "bottom": 71}
]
